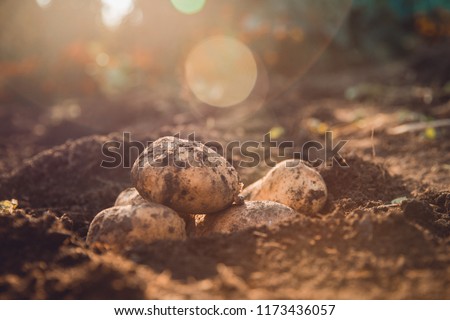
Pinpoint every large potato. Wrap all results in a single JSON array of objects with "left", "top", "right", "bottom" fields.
[
  {"left": 197, "top": 200, "right": 298, "bottom": 236},
  {"left": 114, "top": 187, "right": 147, "bottom": 206},
  {"left": 86, "top": 203, "right": 186, "bottom": 252},
  {"left": 131, "top": 136, "right": 241, "bottom": 214},
  {"left": 241, "top": 160, "right": 327, "bottom": 214}
]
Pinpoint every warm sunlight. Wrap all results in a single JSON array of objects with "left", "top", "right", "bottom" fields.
[
  {"left": 101, "top": 0, "right": 134, "bottom": 28},
  {"left": 2, "top": 0, "right": 449, "bottom": 307},
  {"left": 35, "top": 0, "right": 52, "bottom": 8}
]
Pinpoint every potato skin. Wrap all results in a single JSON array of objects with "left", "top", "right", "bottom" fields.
[
  {"left": 242, "top": 160, "right": 327, "bottom": 214},
  {"left": 86, "top": 203, "right": 186, "bottom": 252},
  {"left": 114, "top": 187, "right": 147, "bottom": 206},
  {"left": 197, "top": 200, "right": 298, "bottom": 236},
  {"left": 131, "top": 136, "right": 241, "bottom": 214}
]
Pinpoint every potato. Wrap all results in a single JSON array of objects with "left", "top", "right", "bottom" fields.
[
  {"left": 114, "top": 187, "right": 147, "bottom": 206},
  {"left": 197, "top": 200, "right": 298, "bottom": 236},
  {"left": 131, "top": 136, "right": 242, "bottom": 214},
  {"left": 241, "top": 160, "right": 327, "bottom": 214},
  {"left": 86, "top": 203, "right": 186, "bottom": 252}
]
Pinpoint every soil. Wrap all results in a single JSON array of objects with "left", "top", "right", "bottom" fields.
[{"left": 0, "top": 60, "right": 449, "bottom": 299}]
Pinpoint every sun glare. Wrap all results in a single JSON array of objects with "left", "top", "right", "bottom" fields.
[
  {"left": 101, "top": 0, "right": 135, "bottom": 28},
  {"left": 36, "top": 0, "right": 52, "bottom": 9}
]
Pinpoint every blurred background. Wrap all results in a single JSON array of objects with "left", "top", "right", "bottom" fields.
[
  {"left": 1, "top": 0, "right": 449, "bottom": 104},
  {"left": 0, "top": 0, "right": 449, "bottom": 151}
]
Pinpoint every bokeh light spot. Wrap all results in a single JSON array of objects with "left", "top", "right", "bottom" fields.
[
  {"left": 185, "top": 36, "right": 258, "bottom": 108},
  {"left": 101, "top": 0, "right": 134, "bottom": 28},
  {"left": 96, "top": 52, "right": 110, "bottom": 67},
  {"left": 36, "top": 0, "right": 52, "bottom": 9},
  {"left": 171, "top": 0, "right": 206, "bottom": 15},
  {"left": 50, "top": 100, "right": 81, "bottom": 123}
]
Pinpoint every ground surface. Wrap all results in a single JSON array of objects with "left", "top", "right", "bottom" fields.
[{"left": 0, "top": 60, "right": 449, "bottom": 299}]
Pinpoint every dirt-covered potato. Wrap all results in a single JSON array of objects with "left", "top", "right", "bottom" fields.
[
  {"left": 197, "top": 200, "right": 298, "bottom": 236},
  {"left": 114, "top": 187, "right": 147, "bottom": 206},
  {"left": 241, "top": 160, "right": 327, "bottom": 214},
  {"left": 131, "top": 136, "right": 242, "bottom": 214},
  {"left": 86, "top": 203, "right": 186, "bottom": 251}
]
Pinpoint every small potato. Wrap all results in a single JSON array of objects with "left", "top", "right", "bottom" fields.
[
  {"left": 131, "top": 136, "right": 242, "bottom": 214},
  {"left": 86, "top": 203, "right": 186, "bottom": 252},
  {"left": 241, "top": 160, "right": 327, "bottom": 214},
  {"left": 198, "top": 200, "right": 298, "bottom": 236},
  {"left": 114, "top": 187, "right": 147, "bottom": 206}
]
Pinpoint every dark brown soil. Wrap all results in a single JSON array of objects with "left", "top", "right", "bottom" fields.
[{"left": 0, "top": 63, "right": 449, "bottom": 299}]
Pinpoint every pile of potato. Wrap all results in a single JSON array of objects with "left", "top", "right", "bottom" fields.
[{"left": 87, "top": 136, "right": 327, "bottom": 252}]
